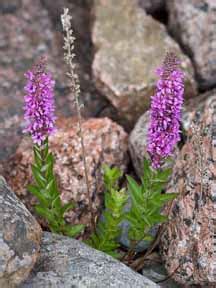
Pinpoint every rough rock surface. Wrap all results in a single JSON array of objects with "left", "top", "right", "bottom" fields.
[
  {"left": 138, "top": 0, "right": 165, "bottom": 14},
  {"left": 167, "top": 0, "right": 216, "bottom": 90},
  {"left": 142, "top": 254, "right": 181, "bottom": 288},
  {"left": 0, "top": 0, "right": 22, "bottom": 14},
  {"left": 160, "top": 91, "right": 216, "bottom": 285},
  {"left": 0, "top": 176, "right": 42, "bottom": 287},
  {"left": 4, "top": 117, "right": 128, "bottom": 232},
  {"left": 129, "top": 111, "right": 150, "bottom": 177},
  {"left": 0, "top": 0, "right": 66, "bottom": 161},
  {"left": 22, "top": 232, "right": 159, "bottom": 288},
  {"left": 92, "top": 0, "right": 197, "bottom": 127}
]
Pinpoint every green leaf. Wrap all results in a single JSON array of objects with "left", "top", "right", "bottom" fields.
[
  {"left": 51, "top": 195, "right": 62, "bottom": 211},
  {"left": 31, "top": 164, "right": 46, "bottom": 188},
  {"left": 126, "top": 175, "right": 143, "bottom": 204},
  {"left": 43, "top": 138, "right": 49, "bottom": 158},
  {"left": 45, "top": 154, "right": 54, "bottom": 179},
  {"left": 28, "top": 184, "right": 49, "bottom": 207},
  {"left": 33, "top": 147, "right": 42, "bottom": 167},
  {"left": 88, "top": 165, "right": 126, "bottom": 257},
  {"left": 64, "top": 224, "right": 84, "bottom": 237},
  {"left": 60, "top": 202, "right": 75, "bottom": 216},
  {"left": 35, "top": 205, "right": 56, "bottom": 223}
]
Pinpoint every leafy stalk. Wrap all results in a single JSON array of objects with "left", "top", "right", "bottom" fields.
[
  {"left": 29, "top": 138, "right": 84, "bottom": 237},
  {"left": 126, "top": 158, "right": 176, "bottom": 246},
  {"left": 87, "top": 165, "right": 128, "bottom": 258}
]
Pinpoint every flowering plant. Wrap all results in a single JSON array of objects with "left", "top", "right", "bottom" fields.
[
  {"left": 24, "top": 57, "right": 84, "bottom": 237},
  {"left": 147, "top": 52, "right": 184, "bottom": 168},
  {"left": 23, "top": 6, "right": 184, "bottom": 266}
]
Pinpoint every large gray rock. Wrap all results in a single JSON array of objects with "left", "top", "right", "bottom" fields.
[
  {"left": 22, "top": 232, "right": 160, "bottom": 288},
  {"left": 167, "top": 0, "right": 216, "bottom": 90},
  {"left": 0, "top": 176, "right": 42, "bottom": 287},
  {"left": 92, "top": 0, "right": 197, "bottom": 127}
]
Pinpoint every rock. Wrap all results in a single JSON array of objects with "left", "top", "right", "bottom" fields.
[
  {"left": 182, "top": 92, "right": 211, "bottom": 134},
  {"left": 22, "top": 232, "right": 159, "bottom": 288},
  {"left": 160, "top": 91, "right": 216, "bottom": 285},
  {"left": 0, "top": 176, "right": 42, "bottom": 287},
  {"left": 142, "top": 254, "right": 181, "bottom": 287},
  {"left": 138, "top": 0, "right": 165, "bottom": 14},
  {"left": 129, "top": 111, "right": 150, "bottom": 177},
  {"left": 0, "top": 0, "right": 65, "bottom": 162},
  {"left": 4, "top": 117, "right": 128, "bottom": 232},
  {"left": 0, "top": 0, "right": 22, "bottom": 13},
  {"left": 167, "top": 0, "right": 216, "bottom": 90},
  {"left": 92, "top": 0, "right": 197, "bottom": 127},
  {"left": 119, "top": 219, "right": 159, "bottom": 252}
]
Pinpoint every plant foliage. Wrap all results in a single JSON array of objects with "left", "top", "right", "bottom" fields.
[
  {"left": 87, "top": 165, "right": 128, "bottom": 258},
  {"left": 126, "top": 158, "right": 176, "bottom": 244},
  {"left": 29, "top": 138, "right": 84, "bottom": 237}
]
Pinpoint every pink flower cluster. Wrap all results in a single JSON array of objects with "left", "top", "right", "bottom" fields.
[
  {"left": 23, "top": 58, "right": 56, "bottom": 145},
  {"left": 147, "top": 52, "right": 184, "bottom": 169}
]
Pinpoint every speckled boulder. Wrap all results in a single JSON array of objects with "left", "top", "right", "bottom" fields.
[
  {"left": 4, "top": 117, "right": 128, "bottom": 231},
  {"left": 0, "top": 176, "right": 42, "bottom": 287},
  {"left": 167, "top": 0, "right": 216, "bottom": 90},
  {"left": 160, "top": 91, "right": 216, "bottom": 285},
  {"left": 129, "top": 111, "right": 150, "bottom": 177},
  {"left": 92, "top": 0, "right": 197, "bottom": 127},
  {"left": 22, "top": 232, "right": 159, "bottom": 288}
]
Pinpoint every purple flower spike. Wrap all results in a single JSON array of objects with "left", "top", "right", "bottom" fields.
[
  {"left": 23, "top": 57, "right": 56, "bottom": 145},
  {"left": 147, "top": 52, "right": 184, "bottom": 169}
]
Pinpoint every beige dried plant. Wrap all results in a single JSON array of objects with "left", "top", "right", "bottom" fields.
[{"left": 61, "top": 8, "right": 94, "bottom": 231}]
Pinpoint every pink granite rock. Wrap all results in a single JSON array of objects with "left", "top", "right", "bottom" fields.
[
  {"left": 160, "top": 90, "right": 216, "bottom": 286},
  {"left": 92, "top": 0, "right": 197, "bottom": 127},
  {"left": 167, "top": 0, "right": 216, "bottom": 90},
  {"left": 4, "top": 117, "right": 128, "bottom": 233}
]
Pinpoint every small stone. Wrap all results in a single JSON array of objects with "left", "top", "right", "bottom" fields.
[
  {"left": 167, "top": 0, "right": 216, "bottom": 90},
  {"left": 160, "top": 90, "right": 216, "bottom": 285},
  {"left": 0, "top": 176, "right": 42, "bottom": 287},
  {"left": 4, "top": 117, "right": 128, "bottom": 232},
  {"left": 142, "top": 257, "right": 181, "bottom": 287},
  {"left": 22, "top": 232, "right": 160, "bottom": 288},
  {"left": 92, "top": 0, "right": 197, "bottom": 127}
]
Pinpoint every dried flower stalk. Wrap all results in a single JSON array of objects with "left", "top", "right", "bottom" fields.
[{"left": 61, "top": 8, "right": 95, "bottom": 231}]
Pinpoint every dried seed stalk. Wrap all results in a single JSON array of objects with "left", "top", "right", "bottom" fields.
[{"left": 61, "top": 8, "right": 95, "bottom": 231}]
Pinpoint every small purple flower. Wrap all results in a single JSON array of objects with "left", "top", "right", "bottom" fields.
[
  {"left": 147, "top": 52, "right": 184, "bottom": 169},
  {"left": 23, "top": 57, "right": 56, "bottom": 145}
]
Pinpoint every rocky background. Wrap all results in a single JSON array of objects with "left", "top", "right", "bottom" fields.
[{"left": 0, "top": 0, "right": 216, "bottom": 287}]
